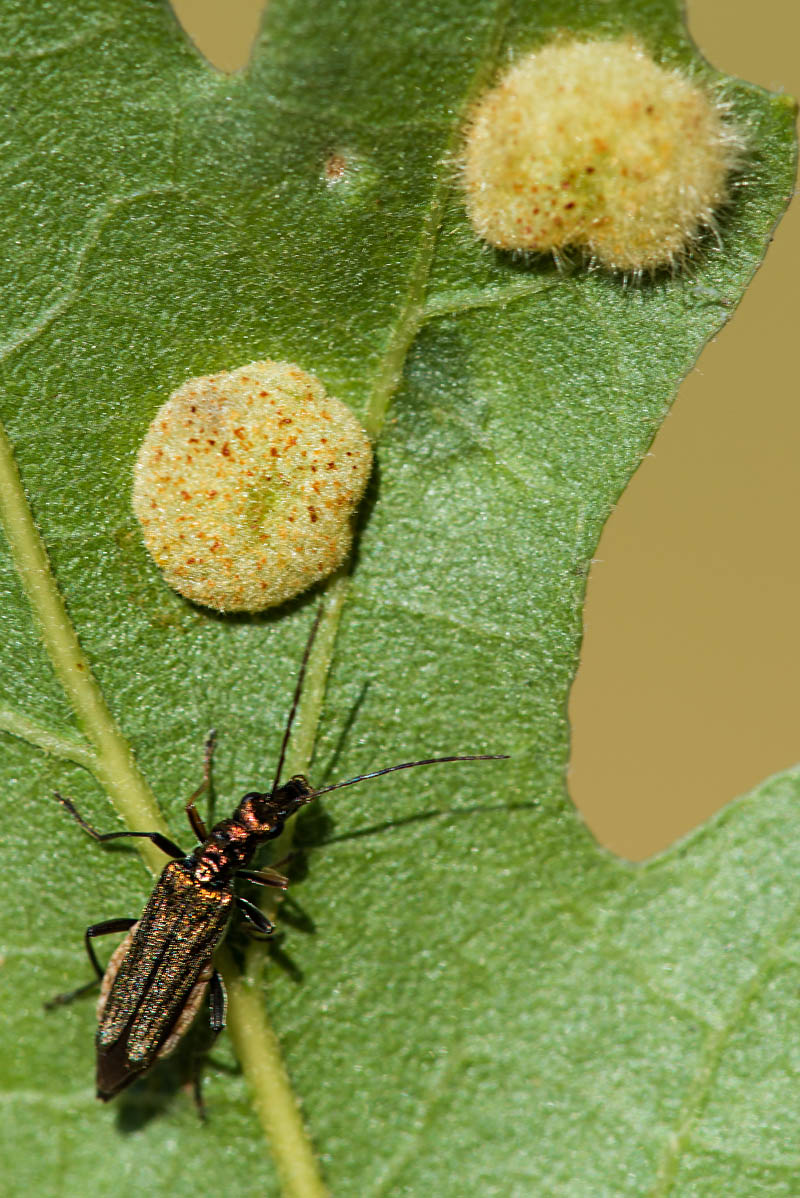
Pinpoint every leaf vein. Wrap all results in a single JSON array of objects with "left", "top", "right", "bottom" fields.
[
  {"left": 648, "top": 900, "right": 800, "bottom": 1196},
  {"left": 352, "top": 586, "right": 538, "bottom": 646},
  {"left": 0, "top": 20, "right": 119, "bottom": 63},
  {"left": 0, "top": 188, "right": 179, "bottom": 368},
  {"left": 0, "top": 705, "right": 100, "bottom": 774},
  {"left": 422, "top": 277, "right": 560, "bottom": 321}
]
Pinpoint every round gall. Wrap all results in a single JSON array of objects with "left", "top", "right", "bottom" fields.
[
  {"left": 133, "top": 360, "right": 372, "bottom": 612},
  {"left": 463, "top": 39, "right": 740, "bottom": 272}
]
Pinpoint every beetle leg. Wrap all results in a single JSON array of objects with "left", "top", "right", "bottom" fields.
[
  {"left": 185, "top": 729, "right": 216, "bottom": 842},
  {"left": 83, "top": 917, "right": 138, "bottom": 979},
  {"left": 208, "top": 969, "right": 226, "bottom": 1033},
  {"left": 235, "top": 867, "right": 289, "bottom": 890},
  {"left": 45, "top": 917, "right": 137, "bottom": 1009},
  {"left": 54, "top": 792, "right": 186, "bottom": 859},
  {"left": 189, "top": 970, "right": 227, "bottom": 1121},
  {"left": 236, "top": 895, "right": 275, "bottom": 937}
]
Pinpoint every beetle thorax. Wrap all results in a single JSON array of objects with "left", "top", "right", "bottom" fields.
[
  {"left": 189, "top": 778, "right": 314, "bottom": 886},
  {"left": 190, "top": 818, "right": 253, "bottom": 885}
]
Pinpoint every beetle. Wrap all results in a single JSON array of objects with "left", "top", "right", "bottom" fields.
[{"left": 47, "top": 611, "right": 507, "bottom": 1101}]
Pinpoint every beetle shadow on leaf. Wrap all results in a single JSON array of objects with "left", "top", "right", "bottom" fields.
[
  {"left": 277, "top": 891, "right": 316, "bottom": 935},
  {"left": 292, "top": 799, "right": 335, "bottom": 862},
  {"left": 319, "top": 680, "right": 371, "bottom": 781},
  {"left": 312, "top": 797, "right": 533, "bottom": 848},
  {"left": 265, "top": 929, "right": 305, "bottom": 984},
  {"left": 222, "top": 885, "right": 315, "bottom": 985}
]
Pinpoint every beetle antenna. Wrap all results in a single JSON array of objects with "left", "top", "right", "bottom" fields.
[
  {"left": 306, "top": 754, "right": 510, "bottom": 801},
  {"left": 271, "top": 605, "right": 324, "bottom": 797}
]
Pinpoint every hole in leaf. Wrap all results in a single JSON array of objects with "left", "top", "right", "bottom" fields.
[{"left": 569, "top": 220, "right": 800, "bottom": 860}]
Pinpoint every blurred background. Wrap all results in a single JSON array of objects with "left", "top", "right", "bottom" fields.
[{"left": 171, "top": 0, "right": 799, "bottom": 861}]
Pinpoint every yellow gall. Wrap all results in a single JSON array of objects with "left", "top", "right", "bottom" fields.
[
  {"left": 462, "top": 39, "right": 740, "bottom": 271},
  {"left": 133, "top": 360, "right": 372, "bottom": 612}
]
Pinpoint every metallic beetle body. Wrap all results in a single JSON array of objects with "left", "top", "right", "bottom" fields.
[
  {"left": 95, "top": 865, "right": 232, "bottom": 1098},
  {"left": 93, "top": 776, "right": 313, "bottom": 1100}
]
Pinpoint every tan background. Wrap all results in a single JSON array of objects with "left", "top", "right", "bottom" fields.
[{"left": 171, "top": 0, "right": 799, "bottom": 861}]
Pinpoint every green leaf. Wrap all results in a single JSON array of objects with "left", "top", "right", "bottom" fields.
[{"left": 0, "top": 2, "right": 795, "bottom": 1195}]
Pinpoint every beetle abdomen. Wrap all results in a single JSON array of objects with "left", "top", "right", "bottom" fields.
[{"left": 95, "top": 860, "right": 232, "bottom": 1099}]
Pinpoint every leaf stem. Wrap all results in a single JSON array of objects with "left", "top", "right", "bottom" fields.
[
  {"left": 218, "top": 947, "right": 330, "bottom": 1198},
  {"left": 0, "top": 422, "right": 168, "bottom": 869},
  {"left": 255, "top": 574, "right": 349, "bottom": 919},
  {"left": 362, "top": 159, "right": 452, "bottom": 439},
  {"left": 284, "top": 574, "right": 351, "bottom": 781}
]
